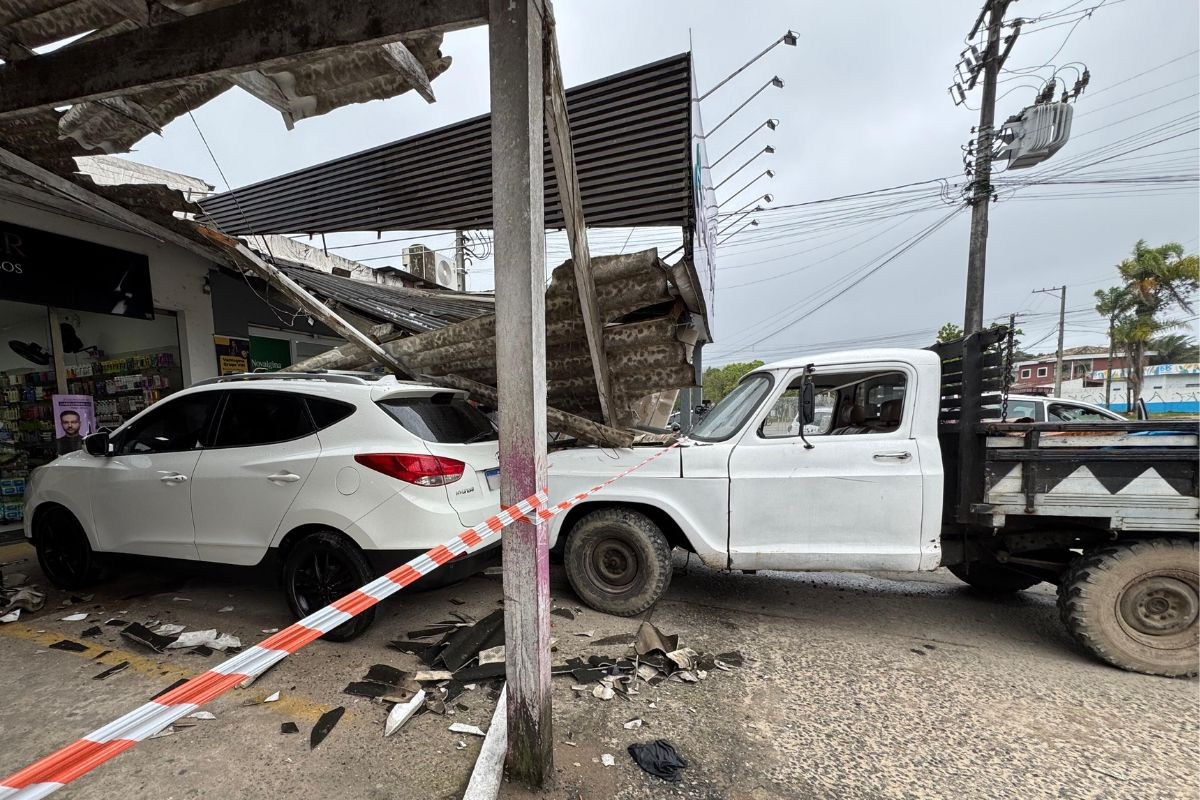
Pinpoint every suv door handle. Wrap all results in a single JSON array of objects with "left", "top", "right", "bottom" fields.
[
  {"left": 268, "top": 471, "right": 302, "bottom": 483},
  {"left": 873, "top": 452, "right": 912, "bottom": 462},
  {"left": 159, "top": 472, "right": 189, "bottom": 483}
]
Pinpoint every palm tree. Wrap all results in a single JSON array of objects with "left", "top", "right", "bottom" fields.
[
  {"left": 1111, "top": 240, "right": 1199, "bottom": 403},
  {"left": 1148, "top": 333, "right": 1200, "bottom": 365},
  {"left": 1094, "top": 286, "right": 1132, "bottom": 408}
]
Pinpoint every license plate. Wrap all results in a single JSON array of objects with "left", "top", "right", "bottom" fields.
[{"left": 484, "top": 468, "right": 500, "bottom": 491}]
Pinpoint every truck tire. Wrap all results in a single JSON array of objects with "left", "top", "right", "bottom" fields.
[
  {"left": 564, "top": 507, "right": 673, "bottom": 617},
  {"left": 282, "top": 531, "right": 376, "bottom": 642},
  {"left": 948, "top": 561, "right": 1042, "bottom": 594},
  {"left": 1058, "top": 537, "right": 1198, "bottom": 678}
]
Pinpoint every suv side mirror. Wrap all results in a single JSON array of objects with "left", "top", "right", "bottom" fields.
[
  {"left": 84, "top": 431, "right": 111, "bottom": 457},
  {"left": 799, "top": 380, "right": 816, "bottom": 427}
]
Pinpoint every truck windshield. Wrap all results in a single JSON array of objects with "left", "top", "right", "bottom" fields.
[{"left": 690, "top": 374, "right": 772, "bottom": 442}]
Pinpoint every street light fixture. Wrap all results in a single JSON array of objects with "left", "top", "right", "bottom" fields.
[
  {"left": 719, "top": 206, "right": 761, "bottom": 234},
  {"left": 727, "top": 193, "right": 773, "bottom": 218},
  {"left": 718, "top": 170, "right": 776, "bottom": 209},
  {"left": 714, "top": 146, "right": 775, "bottom": 191},
  {"left": 706, "top": 77, "right": 785, "bottom": 139},
  {"left": 698, "top": 30, "right": 799, "bottom": 102},
  {"left": 711, "top": 119, "right": 780, "bottom": 169}
]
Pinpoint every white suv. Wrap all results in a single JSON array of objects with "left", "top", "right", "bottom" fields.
[{"left": 23, "top": 372, "right": 501, "bottom": 640}]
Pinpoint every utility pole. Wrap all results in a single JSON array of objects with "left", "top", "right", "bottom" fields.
[
  {"left": 1035, "top": 285, "right": 1067, "bottom": 395},
  {"left": 454, "top": 229, "right": 467, "bottom": 291},
  {"left": 962, "top": 0, "right": 1012, "bottom": 334}
]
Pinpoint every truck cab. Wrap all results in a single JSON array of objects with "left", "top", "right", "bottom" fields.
[{"left": 548, "top": 343, "right": 1199, "bottom": 678}]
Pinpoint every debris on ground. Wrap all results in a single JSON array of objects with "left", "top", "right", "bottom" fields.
[
  {"left": 477, "top": 645, "right": 505, "bottom": 665},
  {"left": 384, "top": 689, "right": 425, "bottom": 737},
  {"left": 120, "top": 622, "right": 176, "bottom": 653},
  {"left": 81, "top": 626, "right": 102, "bottom": 638},
  {"left": 60, "top": 613, "right": 88, "bottom": 622},
  {"left": 280, "top": 722, "right": 300, "bottom": 735},
  {"left": 601, "top": 753, "right": 616, "bottom": 767},
  {"left": 573, "top": 630, "right": 594, "bottom": 638},
  {"left": 0, "top": 609, "right": 19, "bottom": 623},
  {"left": 550, "top": 607, "right": 575, "bottom": 621},
  {"left": 448, "top": 722, "right": 486, "bottom": 737},
  {"left": 242, "top": 691, "right": 281, "bottom": 706},
  {"left": 93, "top": 661, "right": 129, "bottom": 680},
  {"left": 104, "top": 618, "right": 127, "bottom": 627},
  {"left": 154, "top": 623, "right": 186, "bottom": 636},
  {"left": 188, "top": 711, "right": 216, "bottom": 720},
  {"left": 310, "top": 707, "right": 345, "bottom": 749},
  {"left": 1, "top": 587, "right": 44, "bottom": 616},
  {"left": 627, "top": 739, "right": 689, "bottom": 782},
  {"left": 218, "top": 606, "right": 234, "bottom": 613},
  {"left": 48, "top": 639, "right": 88, "bottom": 652},
  {"left": 149, "top": 726, "right": 178, "bottom": 739},
  {"left": 624, "top": 718, "right": 643, "bottom": 729},
  {"left": 635, "top": 622, "right": 678, "bottom": 657}
]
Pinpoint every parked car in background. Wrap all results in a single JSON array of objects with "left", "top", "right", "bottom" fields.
[
  {"left": 997, "top": 394, "right": 1127, "bottom": 422},
  {"left": 24, "top": 372, "right": 500, "bottom": 640}
]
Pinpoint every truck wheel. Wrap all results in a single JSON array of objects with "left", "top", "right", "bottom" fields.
[
  {"left": 564, "top": 508, "right": 673, "bottom": 617},
  {"left": 283, "top": 531, "right": 376, "bottom": 642},
  {"left": 34, "top": 506, "right": 104, "bottom": 589},
  {"left": 948, "top": 561, "right": 1042, "bottom": 594},
  {"left": 1058, "top": 537, "right": 1198, "bottom": 678}
]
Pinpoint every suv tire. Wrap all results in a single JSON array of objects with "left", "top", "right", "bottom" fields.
[
  {"left": 564, "top": 507, "right": 673, "bottom": 616},
  {"left": 34, "top": 506, "right": 104, "bottom": 589},
  {"left": 282, "top": 531, "right": 376, "bottom": 642}
]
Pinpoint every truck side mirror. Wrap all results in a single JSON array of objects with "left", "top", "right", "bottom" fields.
[
  {"left": 84, "top": 431, "right": 111, "bottom": 457},
  {"left": 799, "top": 381, "right": 816, "bottom": 426}
]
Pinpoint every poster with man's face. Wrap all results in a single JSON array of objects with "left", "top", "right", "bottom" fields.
[{"left": 52, "top": 395, "right": 95, "bottom": 457}]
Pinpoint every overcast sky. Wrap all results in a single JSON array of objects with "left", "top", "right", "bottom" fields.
[{"left": 128, "top": 0, "right": 1200, "bottom": 365}]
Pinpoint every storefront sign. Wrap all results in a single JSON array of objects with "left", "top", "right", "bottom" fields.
[
  {"left": 1, "top": 220, "right": 154, "bottom": 320},
  {"left": 213, "top": 335, "right": 250, "bottom": 375},
  {"left": 52, "top": 394, "right": 95, "bottom": 457},
  {"left": 250, "top": 335, "right": 291, "bottom": 372}
]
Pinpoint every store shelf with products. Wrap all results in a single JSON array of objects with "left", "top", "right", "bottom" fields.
[
  {"left": 65, "top": 349, "right": 183, "bottom": 428},
  {"left": 0, "top": 370, "right": 57, "bottom": 525}
]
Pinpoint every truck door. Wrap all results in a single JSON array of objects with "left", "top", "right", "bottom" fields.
[{"left": 726, "top": 364, "right": 927, "bottom": 572}]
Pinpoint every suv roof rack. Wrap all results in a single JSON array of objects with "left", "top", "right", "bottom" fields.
[{"left": 193, "top": 371, "right": 381, "bottom": 387}]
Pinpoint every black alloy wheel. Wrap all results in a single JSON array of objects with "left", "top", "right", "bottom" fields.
[
  {"left": 35, "top": 507, "right": 101, "bottom": 589},
  {"left": 282, "top": 530, "right": 376, "bottom": 642}
]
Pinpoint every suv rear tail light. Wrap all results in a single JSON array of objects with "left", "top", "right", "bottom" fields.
[{"left": 355, "top": 453, "right": 465, "bottom": 486}]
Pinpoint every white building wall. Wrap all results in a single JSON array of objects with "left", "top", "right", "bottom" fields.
[{"left": 0, "top": 197, "right": 219, "bottom": 385}]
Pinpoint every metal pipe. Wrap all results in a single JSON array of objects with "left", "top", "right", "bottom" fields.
[
  {"left": 711, "top": 119, "right": 778, "bottom": 169},
  {"left": 717, "top": 170, "right": 775, "bottom": 209},
  {"left": 714, "top": 146, "right": 774, "bottom": 191},
  {"left": 697, "top": 31, "right": 798, "bottom": 102},
  {"left": 705, "top": 77, "right": 784, "bottom": 139}
]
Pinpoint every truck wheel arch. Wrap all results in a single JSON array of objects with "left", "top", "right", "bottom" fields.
[{"left": 556, "top": 501, "right": 694, "bottom": 554}]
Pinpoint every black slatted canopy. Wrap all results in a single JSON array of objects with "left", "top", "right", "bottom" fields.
[{"left": 200, "top": 53, "right": 695, "bottom": 234}]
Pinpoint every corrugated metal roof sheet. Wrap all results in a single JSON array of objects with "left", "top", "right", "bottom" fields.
[
  {"left": 276, "top": 260, "right": 493, "bottom": 335},
  {"left": 198, "top": 53, "right": 695, "bottom": 234}
]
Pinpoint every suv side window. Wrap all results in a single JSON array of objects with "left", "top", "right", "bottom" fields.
[
  {"left": 117, "top": 393, "right": 220, "bottom": 454},
  {"left": 214, "top": 390, "right": 316, "bottom": 448},
  {"left": 306, "top": 397, "right": 356, "bottom": 430},
  {"left": 1048, "top": 403, "right": 1114, "bottom": 423}
]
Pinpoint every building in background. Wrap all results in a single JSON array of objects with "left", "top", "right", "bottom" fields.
[{"left": 1013, "top": 346, "right": 1145, "bottom": 393}]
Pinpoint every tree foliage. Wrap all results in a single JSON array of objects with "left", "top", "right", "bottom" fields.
[
  {"left": 702, "top": 360, "right": 765, "bottom": 405},
  {"left": 1098, "top": 240, "right": 1199, "bottom": 400},
  {"left": 1149, "top": 333, "right": 1200, "bottom": 365},
  {"left": 937, "top": 322, "right": 964, "bottom": 343}
]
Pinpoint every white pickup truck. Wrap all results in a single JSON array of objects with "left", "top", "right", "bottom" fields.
[{"left": 548, "top": 339, "right": 1199, "bottom": 677}]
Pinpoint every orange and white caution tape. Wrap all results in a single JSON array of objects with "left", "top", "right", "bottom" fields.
[{"left": 0, "top": 442, "right": 680, "bottom": 799}]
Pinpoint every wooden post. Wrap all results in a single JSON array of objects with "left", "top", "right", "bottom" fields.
[
  {"left": 541, "top": 4, "right": 617, "bottom": 426},
  {"left": 489, "top": 0, "right": 553, "bottom": 786}
]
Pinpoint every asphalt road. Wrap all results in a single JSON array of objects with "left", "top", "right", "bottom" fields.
[{"left": 0, "top": 540, "right": 1195, "bottom": 800}]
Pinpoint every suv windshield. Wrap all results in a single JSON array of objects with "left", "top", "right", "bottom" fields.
[
  {"left": 379, "top": 393, "right": 497, "bottom": 444},
  {"left": 690, "top": 374, "right": 772, "bottom": 442}
]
